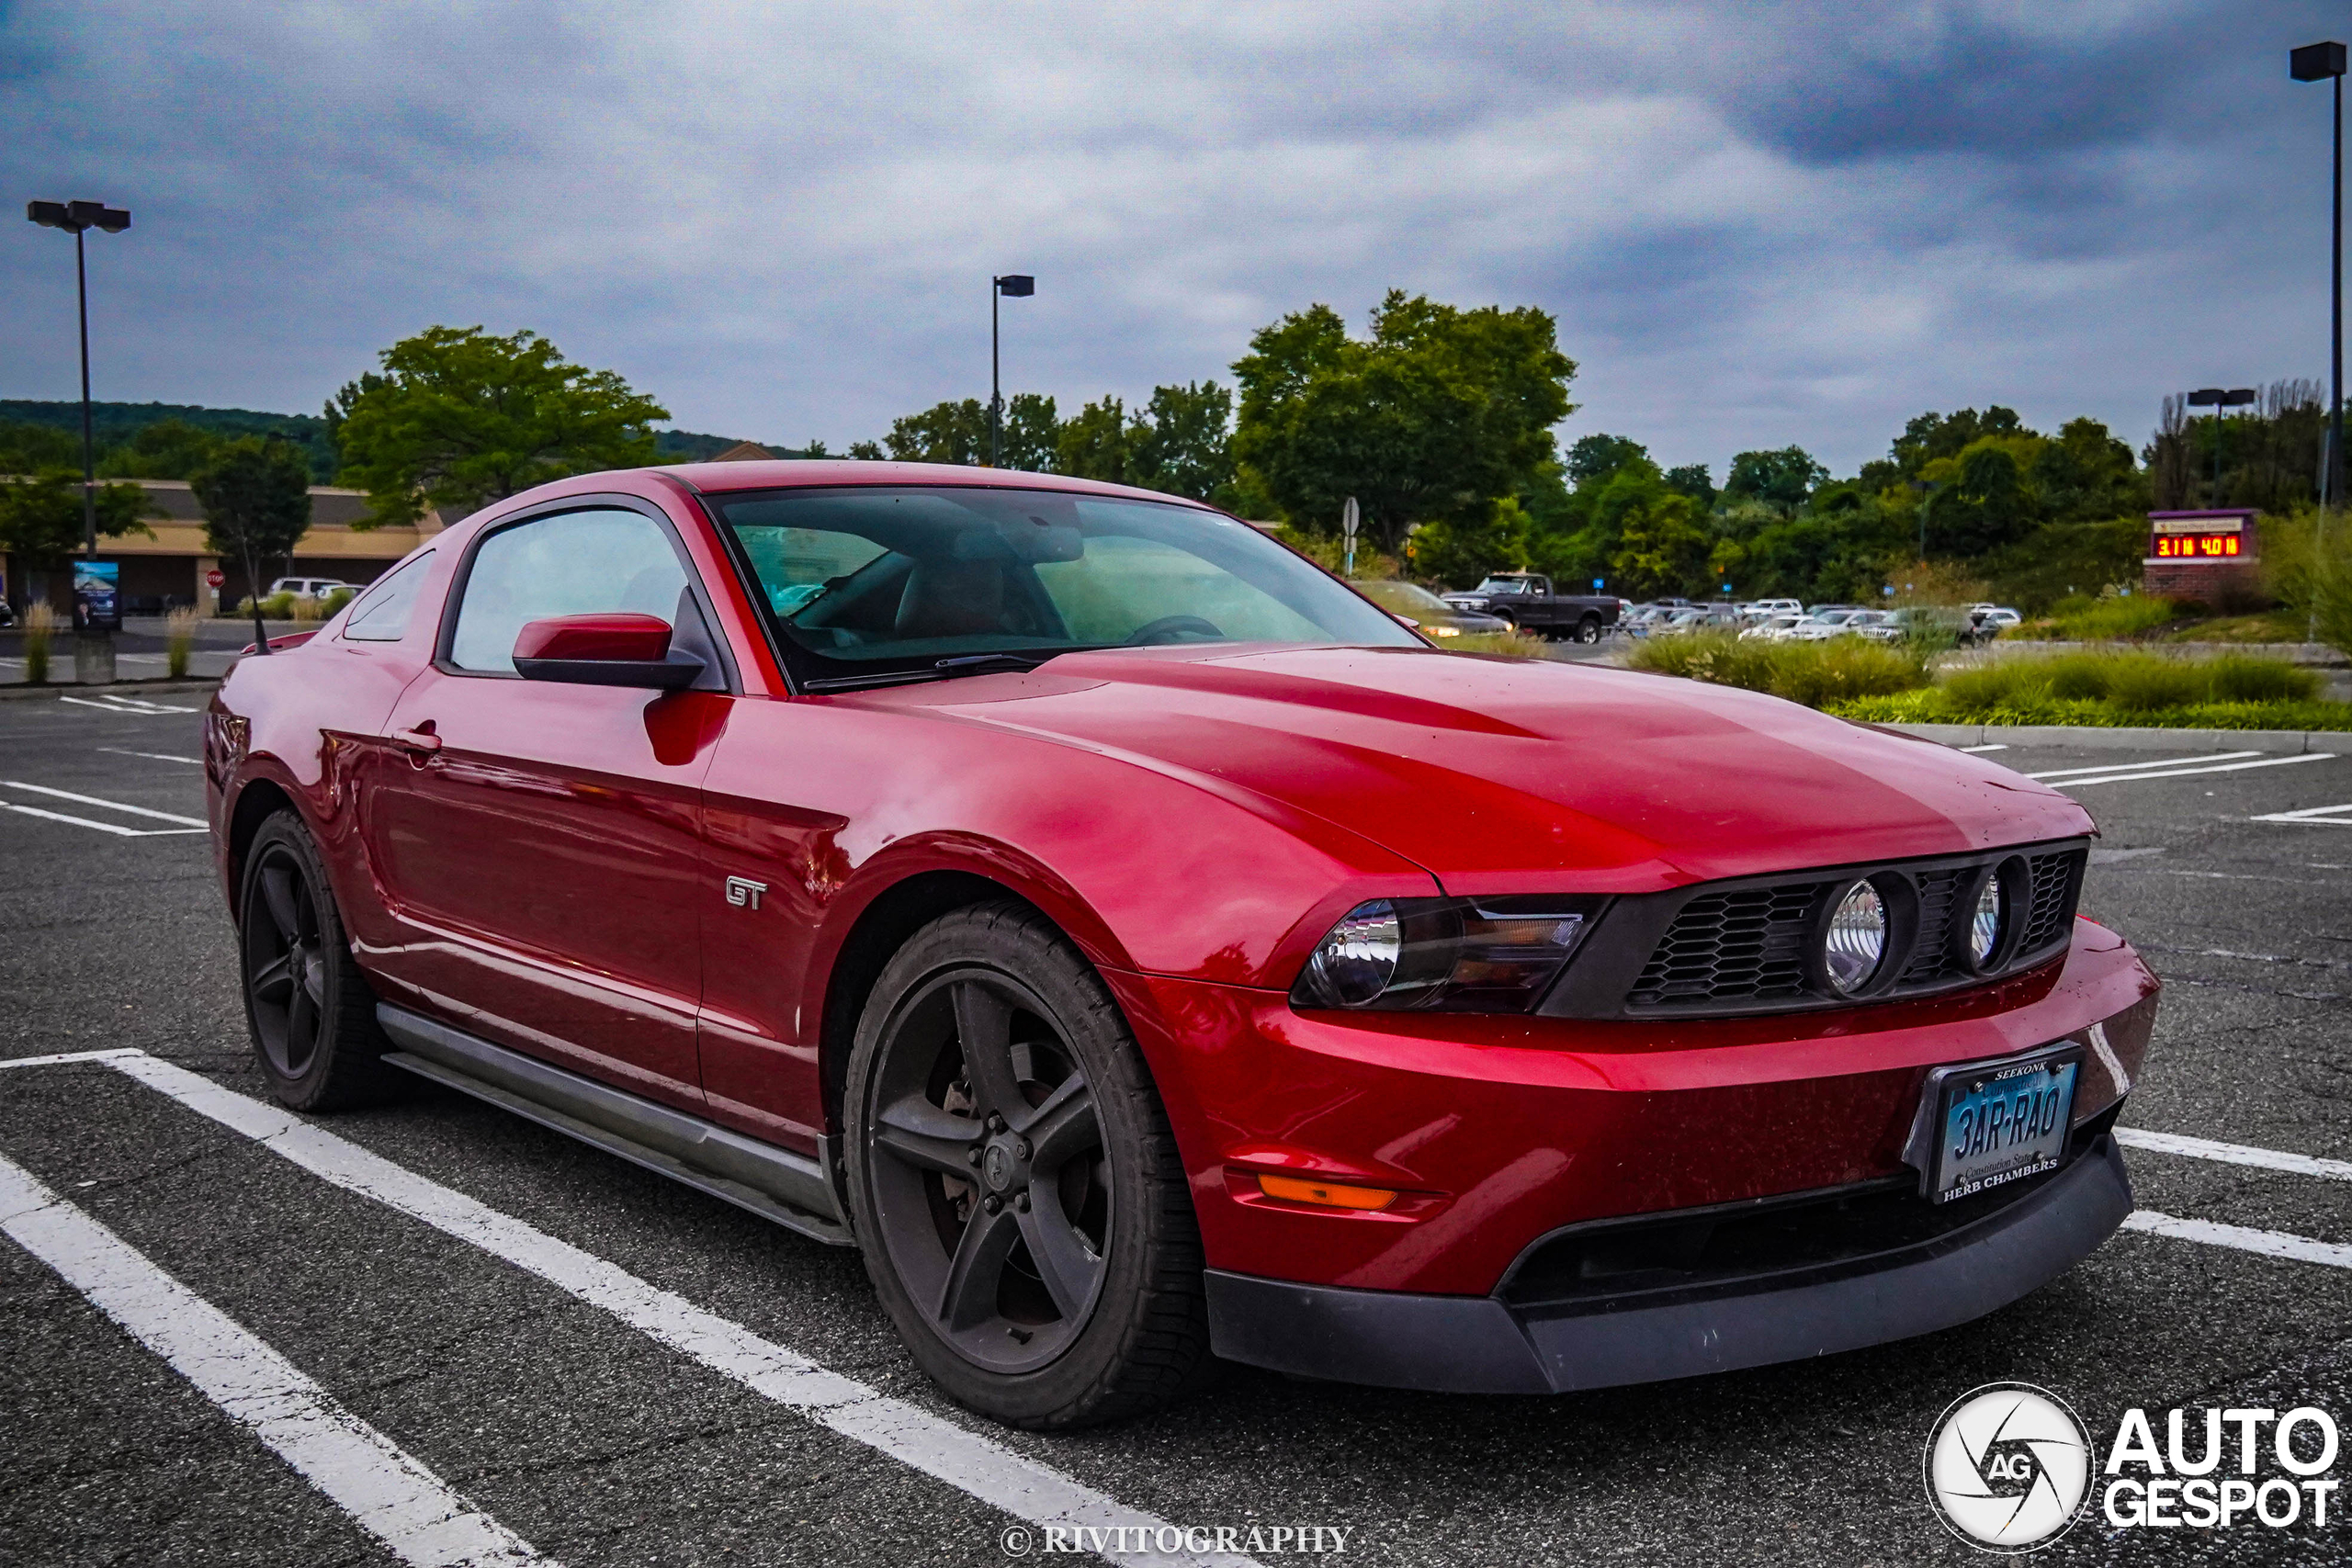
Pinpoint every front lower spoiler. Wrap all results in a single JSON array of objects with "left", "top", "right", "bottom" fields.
[{"left": 1204, "top": 1135, "right": 2132, "bottom": 1395}]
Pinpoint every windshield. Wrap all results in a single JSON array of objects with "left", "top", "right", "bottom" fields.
[
  {"left": 1354, "top": 580, "right": 1454, "bottom": 615},
  {"left": 1471, "top": 577, "right": 1533, "bottom": 595},
  {"left": 711, "top": 486, "right": 1419, "bottom": 684}
]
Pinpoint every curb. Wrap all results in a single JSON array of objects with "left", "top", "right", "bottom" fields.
[
  {"left": 0, "top": 678, "right": 221, "bottom": 705},
  {"left": 1889, "top": 721, "right": 2352, "bottom": 755}
]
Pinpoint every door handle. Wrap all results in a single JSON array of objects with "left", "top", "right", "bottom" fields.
[{"left": 392, "top": 726, "right": 442, "bottom": 756}]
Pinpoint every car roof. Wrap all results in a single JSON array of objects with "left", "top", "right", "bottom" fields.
[{"left": 654, "top": 459, "right": 1219, "bottom": 510}]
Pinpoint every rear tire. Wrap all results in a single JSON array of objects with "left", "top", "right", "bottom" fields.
[
  {"left": 237, "top": 812, "right": 398, "bottom": 1111},
  {"left": 1576, "top": 615, "right": 1602, "bottom": 644},
  {"left": 843, "top": 901, "right": 1211, "bottom": 1428}
]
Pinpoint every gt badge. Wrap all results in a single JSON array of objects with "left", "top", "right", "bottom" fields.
[{"left": 724, "top": 876, "right": 767, "bottom": 911}]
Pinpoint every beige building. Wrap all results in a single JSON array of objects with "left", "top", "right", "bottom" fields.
[{"left": 4, "top": 480, "right": 444, "bottom": 615}]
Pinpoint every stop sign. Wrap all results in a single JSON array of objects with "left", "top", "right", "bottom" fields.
[{"left": 206, "top": 569, "right": 225, "bottom": 589}]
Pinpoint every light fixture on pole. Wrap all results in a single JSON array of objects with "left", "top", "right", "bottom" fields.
[
  {"left": 989, "top": 274, "right": 1034, "bottom": 468},
  {"left": 2184, "top": 386, "right": 2258, "bottom": 502},
  {"left": 27, "top": 197, "right": 131, "bottom": 684},
  {"left": 2293, "top": 42, "right": 2346, "bottom": 512}
]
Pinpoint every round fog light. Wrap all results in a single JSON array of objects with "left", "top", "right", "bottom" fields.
[
  {"left": 1968, "top": 872, "right": 2003, "bottom": 966},
  {"left": 1823, "top": 881, "right": 1888, "bottom": 994}
]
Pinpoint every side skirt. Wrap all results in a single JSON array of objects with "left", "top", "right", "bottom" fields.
[{"left": 376, "top": 1004, "right": 853, "bottom": 1247}]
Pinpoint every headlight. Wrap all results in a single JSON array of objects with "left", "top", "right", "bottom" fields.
[
  {"left": 1428, "top": 625, "right": 1461, "bottom": 637},
  {"left": 1820, "top": 880, "right": 1888, "bottom": 995},
  {"left": 1294, "top": 896, "right": 1602, "bottom": 1012},
  {"left": 1952, "top": 855, "right": 2026, "bottom": 974}
]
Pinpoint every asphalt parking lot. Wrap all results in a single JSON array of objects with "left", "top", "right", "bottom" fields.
[{"left": 1, "top": 690, "right": 2346, "bottom": 1567}]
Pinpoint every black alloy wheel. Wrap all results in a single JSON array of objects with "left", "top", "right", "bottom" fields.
[
  {"left": 1576, "top": 615, "right": 1602, "bottom": 644},
  {"left": 844, "top": 902, "right": 1211, "bottom": 1427},
  {"left": 237, "top": 812, "right": 396, "bottom": 1111}
]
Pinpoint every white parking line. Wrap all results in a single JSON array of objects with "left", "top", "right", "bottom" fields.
[
  {"left": 1960, "top": 744, "right": 2009, "bottom": 753},
  {"left": 0, "top": 1152, "right": 549, "bottom": 1568},
  {"left": 2039, "top": 754, "right": 2335, "bottom": 790},
  {"left": 58, "top": 694, "right": 198, "bottom": 715},
  {"left": 2251, "top": 802, "right": 2352, "bottom": 827},
  {"left": 99, "top": 748, "right": 206, "bottom": 766},
  {"left": 2121, "top": 1212, "right": 2352, "bottom": 1270},
  {"left": 2025, "top": 751, "right": 2259, "bottom": 780},
  {"left": 6, "top": 1051, "right": 1261, "bottom": 1568},
  {"left": 2116, "top": 1128, "right": 2352, "bottom": 1181},
  {"left": 0, "top": 780, "right": 209, "bottom": 837}
]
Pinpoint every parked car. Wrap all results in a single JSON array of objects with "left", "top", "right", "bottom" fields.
[
  {"left": 206, "top": 461, "right": 2157, "bottom": 1427},
  {"left": 1848, "top": 610, "right": 1904, "bottom": 642},
  {"left": 1651, "top": 605, "right": 1744, "bottom": 637},
  {"left": 1439, "top": 574, "right": 1621, "bottom": 643},
  {"left": 1741, "top": 612, "right": 1806, "bottom": 641},
  {"left": 1351, "top": 579, "right": 1511, "bottom": 639},
  {"left": 269, "top": 576, "right": 352, "bottom": 600},
  {"left": 1740, "top": 598, "right": 1804, "bottom": 621}
]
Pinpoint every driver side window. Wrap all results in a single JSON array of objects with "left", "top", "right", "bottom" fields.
[{"left": 447, "top": 508, "right": 689, "bottom": 674}]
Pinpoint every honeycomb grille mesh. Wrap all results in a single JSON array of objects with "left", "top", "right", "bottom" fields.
[
  {"left": 2018, "top": 848, "right": 2084, "bottom": 954},
  {"left": 1622, "top": 846, "right": 2086, "bottom": 1015},
  {"left": 1626, "top": 882, "right": 1826, "bottom": 1007}
]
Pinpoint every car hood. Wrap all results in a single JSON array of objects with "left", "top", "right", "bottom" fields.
[{"left": 864, "top": 645, "right": 2092, "bottom": 893}]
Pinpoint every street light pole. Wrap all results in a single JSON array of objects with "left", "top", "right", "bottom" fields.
[
  {"left": 989, "top": 274, "right": 1034, "bottom": 468},
  {"left": 2294, "top": 43, "right": 2346, "bottom": 510},
  {"left": 27, "top": 198, "right": 131, "bottom": 683}
]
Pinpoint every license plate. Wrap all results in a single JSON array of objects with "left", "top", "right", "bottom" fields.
[{"left": 1918, "top": 1049, "right": 2080, "bottom": 1204}]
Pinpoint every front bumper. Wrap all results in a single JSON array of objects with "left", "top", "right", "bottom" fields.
[{"left": 1204, "top": 1133, "right": 2133, "bottom": 1393}]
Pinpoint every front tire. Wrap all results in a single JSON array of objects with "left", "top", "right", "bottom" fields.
[
  {"left": 843, "top": 902, "right": 1211, "bottom": 1428},
  {"left": 237, "top": 811, "right": 397, "bottom": 1111}
]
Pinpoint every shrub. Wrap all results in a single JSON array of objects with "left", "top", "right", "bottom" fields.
[
  {"left": 21, "top": 602, "right": 58, "bottom": 684},
  {"left": 2103, "top": 657, "right": 2203, "bottom": 713},
  {"left": 289, "top": 593, "right": 328, "bottom": 624},
  {"left": 2043, "top": 654, "right": 2114, "bottom": 701},
  {"left": 1443, "top": 627, "right": 1550, "bottom": 659},
  {"left": 2207, "top": 654, "right": 2321, "bottom": 704},
  {"left": 2046, "top": 593, "right": 2177, "bottom": 641},
  {"left": 164, "top": 605, "right": 200, "bottom": 678},
  {"left": 322, "top": 586, "right": 358, "bottom": 615},
  {"left": 1627, "top": 630, "right": 1930, "bottom": 705},
  {"left": 1940, "top": 660, "right": 2049, "bottom": 712}
]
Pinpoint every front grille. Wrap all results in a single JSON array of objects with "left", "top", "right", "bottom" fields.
[
  {"left": 1627, "top": 883, "right": 1823, "bottom": 1007},
  {"left": 1498, "top": 1110, "right": 2120, "bottom": 1311},
  {"left": 1549, "top": 840, "right": 2091, "bottom": 1021},
  {"left": 2018, "top": 849, "right": 2081, "bottom": 953}
]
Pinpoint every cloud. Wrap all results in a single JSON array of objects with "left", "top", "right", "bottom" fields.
[{"left": 2, "top": 0, "right": 2344, "bottom": 476}]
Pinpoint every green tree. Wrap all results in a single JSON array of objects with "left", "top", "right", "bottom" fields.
[
  {"left": 1055, "top": 396, "right": 1144, "bottom": 484},
  {"left": 0, "top": 418, "right": 85, "bottom": 474},
  {"left": 1608, "top": 488, "right": 1712, "bottom": 599},
  {"left": 2030, "top": 417, "right": 2147, "bottom": 522},
  {"left": 96, "top": 418, "right": 221, "bottom": 479},
  {"left": 1231, "top": 291, "right": 1576, "bottom": 552},
  {"left": 1565, "top": 433, "right": 1648, "bottom": 485},
  {"left": 1723, "top": 446, "right": 1827, "bottom": 514},
  {"left": 1663, "top": 462, "right": 1716, "bottom": 510},
  {"left": 882, "top": 394, "right": 1059, "bottom": 470},
  {"left": 1408, "top": 500, "right": 1530, "bottom": 587},
  {"left": 1132, "top": 381, "right": 1236, "bottom": 502},
  {"left": 328, "top": 326, "right": 668, "bottom": 525},
  {"left": 0, "top": 471, "right": 161, "bottom": 606},
  {"left": 192, "top": 437, "right": 315, "bottom": 652}
]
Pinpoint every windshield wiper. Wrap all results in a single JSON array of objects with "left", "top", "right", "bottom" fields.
[{"left": 800, "top": 649, "right": 1102, "bottom": 694}]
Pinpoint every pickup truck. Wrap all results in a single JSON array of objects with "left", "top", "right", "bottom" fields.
[{"left": 1438, "top": 574, "right": 1622, "bottom": 643}]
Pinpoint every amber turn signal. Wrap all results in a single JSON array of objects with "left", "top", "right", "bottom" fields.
[{"left": 1257, "top": 1173, "right": 1398, "bottom": 1211}]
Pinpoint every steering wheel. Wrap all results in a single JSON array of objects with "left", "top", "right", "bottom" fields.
[{"left": 1124, "top": 615, "right": 1226, "bottom": 646}]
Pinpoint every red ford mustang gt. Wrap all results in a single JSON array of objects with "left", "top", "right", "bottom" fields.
[{"left": 205, "top": 462, "right": 2158, "bottom": 1428}]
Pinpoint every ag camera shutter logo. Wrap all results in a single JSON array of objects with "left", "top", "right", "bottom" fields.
[{"left": 1924, "top": 1383, "right": 2093, "bottom": 1552}]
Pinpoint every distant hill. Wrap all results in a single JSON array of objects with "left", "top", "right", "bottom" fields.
[{"left": 0, "top": 400, "right": 795, "bottom": 483}]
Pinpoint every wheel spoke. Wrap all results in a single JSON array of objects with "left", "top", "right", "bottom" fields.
[
  {"left": 260, "top": 863, "right": 301, "bottom": 940},
  {"left": 1018, "top": 1074, "right": 1099, "bottom": 1170},
  {"left": 936, "top": 1201, "right": 1021, "bottom": 1331},
  {"left": 249, "top": 950, "right": 295, "bottom": 1004},
  {"left": 286, "top": 980, "right": 316, "bottom": 1053},
  {"left": 1017, "top": 1181, "right": 1104, "bottom": 1322},
  {"left": 950, "top": 980, "right": 1023, "bottom": 1121},
  {"left": 874, "top": 1094, "right": 981, "bottom": 1177}
]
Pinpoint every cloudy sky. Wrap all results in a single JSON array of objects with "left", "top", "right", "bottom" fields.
[{"left": 2, "top": 1, "right": 2344, "bottom": 478}]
